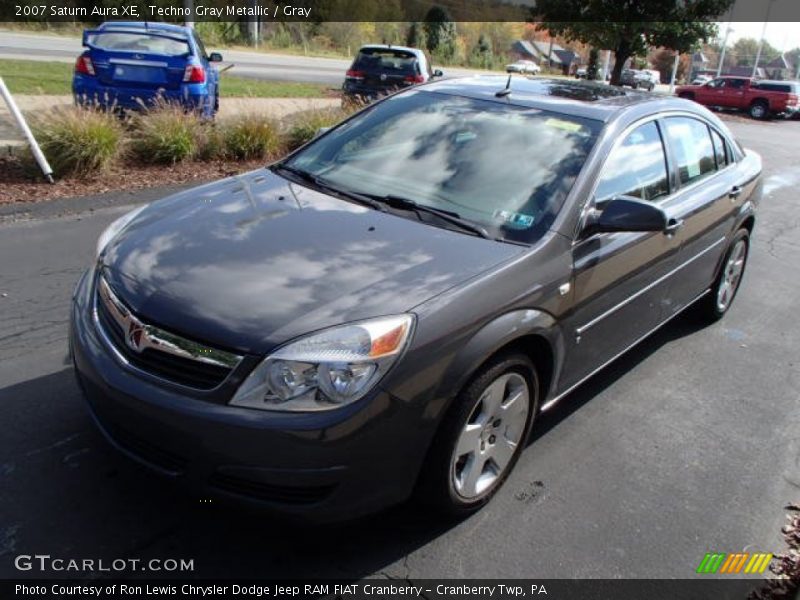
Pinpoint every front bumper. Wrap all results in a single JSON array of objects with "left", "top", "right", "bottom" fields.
[{"left": 70, "top": 267, "right": 430, "bottom": 521}]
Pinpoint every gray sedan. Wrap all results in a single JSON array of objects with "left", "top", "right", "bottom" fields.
[{"left": 70, "top": 77, "right": 760, "bottom": 520}]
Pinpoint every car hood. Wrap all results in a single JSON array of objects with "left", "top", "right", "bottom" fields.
[{"left": 101, "top": 168, "right": 523, "bottom": 354}]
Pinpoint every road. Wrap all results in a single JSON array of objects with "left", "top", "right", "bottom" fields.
[
  {"left": 0, "top": 30, "right": 485, "bottom": 85},
  {"left": 0, "top": 118, "right": 799, "bottom": 582}
]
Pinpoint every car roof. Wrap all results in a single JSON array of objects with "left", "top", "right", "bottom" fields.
[
  {"left": 756, "top": 79, "right": 797, "bottom": 85},
  {"left": 96, "top": 21, "right": 190, "bottom": 35},
  {"left": 358, "top": 44, "right": 424, "bottom": 58},
  {"left": 421, "top": 76, "right": 680, "bottom": 122}
]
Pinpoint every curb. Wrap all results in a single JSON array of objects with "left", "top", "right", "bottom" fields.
[{"left": 0, "top": 182, "right": 199, "bottom": 224}]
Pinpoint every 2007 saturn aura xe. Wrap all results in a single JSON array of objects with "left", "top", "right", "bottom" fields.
[{"left": 71, "top": 77, "right": 761, "bottom": 519}]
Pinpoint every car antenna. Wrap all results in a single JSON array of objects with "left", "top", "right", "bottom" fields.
[{"left": 496, "top": 74, "right": 512, "bottom": 97}]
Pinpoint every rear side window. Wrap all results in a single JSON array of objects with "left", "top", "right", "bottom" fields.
[
  {"left": 353, "top": 49, "right": 419, "bottom": 74},
  {"left": 710, "top": 128, "right": 729, "bottom": 168},
  {"left": 86, "top": 32, "right": 190, "bottom": 57},
  {"left": 595, "top": 121, "right": 670, "bottom": 202},
  {"left": 753, "top": 82, "right": 791, "bottom": 92},
  {"left": 663, "top": 117, "right": 716, "bottom": 186}
]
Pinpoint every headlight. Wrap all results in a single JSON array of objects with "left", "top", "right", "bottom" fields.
[
  {"left": 230, "top": 314, "right": 414, "bottom": 412},
  {"left": 96, "top": 205, "right": 148, "bottom": 257}
]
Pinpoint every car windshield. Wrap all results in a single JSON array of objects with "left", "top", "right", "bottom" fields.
[
  {"left": 353, "top": 48, "right": 418, "bottom": 74},
  {"left": 86, "top": 32, "right": 190, "bottom": 56},
  {"left": 284, "top": 90, "right": 602, "bottom": 244}
]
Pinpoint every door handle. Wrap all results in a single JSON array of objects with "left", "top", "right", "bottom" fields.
[
  {"left": 729, "top": 185, "right": 743, "bottom": 199},
  {"left": 664, "top": 218, "right": 684, "bottom": 235}
]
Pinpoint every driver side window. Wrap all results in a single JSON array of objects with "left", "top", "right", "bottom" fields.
[{"left": 594, "top": 121, "right": 670, "bottom": 204}]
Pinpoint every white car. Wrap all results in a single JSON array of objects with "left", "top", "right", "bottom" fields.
[
  {"left": 692, "top": 75, "right": 713, "bottom": 85},
  {"left": 506, "top": 60, "right": 540, "bottom": 74},
  {"left": 642, "top": 70, "right": 661, "bottom": 86}
]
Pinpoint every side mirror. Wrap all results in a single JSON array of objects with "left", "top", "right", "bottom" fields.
[
  {"left": 209, "top": 52, "right": 223, "bottom": 62},
  {"left": 433, "top": 69, "right": 444, "bottom": 78},
  {"left": 588, "top": 197, "right": 668, "bottom": 234}
]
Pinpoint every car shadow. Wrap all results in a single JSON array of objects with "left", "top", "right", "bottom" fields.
[
  {"left": 0, "top": 366, "right": 451, "bottom": 580},
  {"left": 0, "top": 309, "right": 707, "bottom": 580}
]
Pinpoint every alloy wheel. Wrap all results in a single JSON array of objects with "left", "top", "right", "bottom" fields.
[
  {"left": 716, "top": 239, "right": 747, "bottom": 312},
  {"left": 451, "top": 372, "right": 530, "bottom": 499}
]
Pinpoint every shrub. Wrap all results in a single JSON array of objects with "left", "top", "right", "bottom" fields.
[
  {"left": 221, "top": 114, "right": 283, "bottom": 160},
  {"left": 130, "top": 103, "right": 200, "bottom": 164},
  {"left": 194, "top": 123, "right": 226, "bottom": 161},
  {"left": 30, "top": 106, "right": 122, "bottom": 177},
  {"left": 285, "top": 107, "right": 350, "bottom": 151}
]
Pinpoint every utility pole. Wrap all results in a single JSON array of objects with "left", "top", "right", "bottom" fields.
[
  {"left": 183, "top": 0, "right": 194, "bottom": 29},
  {"left": 602, "top": 50, "right": 610, "bottom": 81},
  {"left": 751, "top": 0, "right": 773, "bottom": 78},
  {"left": 248, "top": 0, "right": 259, "bottom": 46},
  {"left": 669, "top": 52, "right": 680, "bottom": 93},
  {"left": 717, "top": 24, "right": 732, "bottom": 77}
]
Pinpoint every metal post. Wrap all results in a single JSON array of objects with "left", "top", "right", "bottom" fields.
[
  {"left": 717, "top": 24, "right": 732, "bottom": 77},
  {"left": 248, "top": 0, "right": 258, "bottom": 45},
  {"left": 752, "top": 1, "right": 773, "bottom": 78},
  {"left": 184, "top": 0, "right": 194, "bottom": 29},
  {"left": 669, "top": 52, "right": 680, "bottom": 94},
  {"left": 0, "top": 77, "right": 53, "bottom": 183}
]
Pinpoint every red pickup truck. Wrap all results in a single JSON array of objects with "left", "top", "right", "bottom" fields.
[{"left": 675, "top": 76, "right": 799, "bottom": 119}]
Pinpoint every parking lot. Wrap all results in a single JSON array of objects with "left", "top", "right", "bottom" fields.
[{"left": 0, "top": 116, "right": 798, "bottom": 580}]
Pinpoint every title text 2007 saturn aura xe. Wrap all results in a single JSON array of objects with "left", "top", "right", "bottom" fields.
[{"left": 70, "top": 77, "right": 761, "bottom": 520}]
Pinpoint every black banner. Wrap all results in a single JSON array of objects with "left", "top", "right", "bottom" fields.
[
  {"left": 1, "top": 579, "right": 775, "bottom": 600},
  {"left": 2, "top": 0, "right": 800, "bottom": 23}
]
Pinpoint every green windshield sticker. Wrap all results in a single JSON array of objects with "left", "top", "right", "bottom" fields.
[
  {"left": 493, "top": 210, "right": 535, "bottom": 228},
  {"left": 545, "top": 118, "right": 583, "bottom": 133},
  {"left": 454, "top": 131, "right": 477, "bottom": 143}
]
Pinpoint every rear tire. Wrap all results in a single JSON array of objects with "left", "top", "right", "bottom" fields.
[
  {"left": 679, "top": 92, "right": 695, "bottom": 100},
  {"left": 416, "top": 352, "right": 539, "bottom": 518},
  {"left": 696, "top": 229, "right": 749, "bottom": 323},
  {"left": 749, "top": 100, "right": 769, "bottom": 120}
]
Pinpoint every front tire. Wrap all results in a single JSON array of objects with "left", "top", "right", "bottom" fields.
[
  {"left": 417, "top": 352, "right": 539, "bottom": 517},
  {"left": 697, "top": 229, "right": 749, "bottom": 322}
]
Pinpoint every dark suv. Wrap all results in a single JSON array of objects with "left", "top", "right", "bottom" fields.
[
  {"left": 342, "top": 44, "right": 442, "bottom": 104},
  {"left": 71, "top": 78, "right": 761, "bottom": 521}
]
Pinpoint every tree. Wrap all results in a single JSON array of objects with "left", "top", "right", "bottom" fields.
[
  {"left": 651, "top": 48, "right": 689, "bottom": 83},
  {"left": 587, "top": 48, "right": 600, "bottom": 80},
  {"left": 470, "top": 34, "right": 494, "bottom": 69},
  {"left": 530, "top": 0, "right": 734, "bottom": 85},
  {"left": 423, "top": 6, "right": 457, "bottom": 60},
  {"left": 732, "top": 37, "right": 779, "bottom": 67},
  {"left": 406, "top": 22, "right": 426, "bottom": 49}
]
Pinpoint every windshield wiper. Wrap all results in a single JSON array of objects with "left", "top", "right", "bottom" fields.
[
  {"left": 274, "top": 165, "right": 491, "bottom": 240},
  {"left": 361, "top": 193, "right": 492, "bottom": 239},
  {"left": 272, "top": 164, "right": 385, "bottom": 211}
]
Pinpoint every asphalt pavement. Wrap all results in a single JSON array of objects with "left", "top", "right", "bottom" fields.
[{"left": 0, "top": 118, "right": 799, "bottom": 580}]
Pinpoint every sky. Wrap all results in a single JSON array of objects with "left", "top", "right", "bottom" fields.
[{"left": 722, "top": 22, "right": 800, "bottom": 51}]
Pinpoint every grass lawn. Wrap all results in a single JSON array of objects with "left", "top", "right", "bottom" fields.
[{"left": 0, "top": 58, "right": 331, "bottom": 98}]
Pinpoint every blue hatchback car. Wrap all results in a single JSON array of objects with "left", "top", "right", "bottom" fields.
[{"left": 73, "top": 22, "right": 222, "bottom": 117}]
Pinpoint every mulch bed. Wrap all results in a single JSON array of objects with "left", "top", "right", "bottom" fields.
[{"left": 0, "top": 155, "right": 267, "bottom": 205}]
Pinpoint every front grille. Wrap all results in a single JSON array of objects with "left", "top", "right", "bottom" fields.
[
  {"left": 94, "top": 275, "right": 241, "bottom": 390},
  {"left": 209, "top": 472, "right": 336, "bottom": 505}
]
